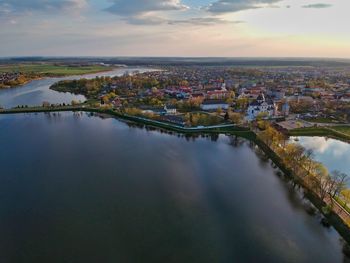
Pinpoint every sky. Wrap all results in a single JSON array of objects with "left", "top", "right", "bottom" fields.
[{"left": 0, "top": 0, "right": 349, "bottom": 58}]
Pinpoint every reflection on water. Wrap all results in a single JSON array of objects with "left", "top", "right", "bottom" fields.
[
  {"left": 293, "top": 136, "right": 350, "bottom": 178},
  {"left": 0, "top": 67, "right": 158, "bottom": 109},
  {"left": 0, "top": 113, "right": 349, "bottom": 262}
]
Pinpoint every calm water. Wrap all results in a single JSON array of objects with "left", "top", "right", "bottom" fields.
[
  {"left": 0, "top": 112, "right": 348, "bottom": 263},
  {"left": 292, "top": 136, "right": 350, "bottom": 179},
  {"left": 0, "top": 67, "right": 156, "bottom": 109}
]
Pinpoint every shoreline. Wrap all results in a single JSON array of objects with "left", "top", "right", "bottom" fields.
[
  {"left": 288, "top": 127, "right": 350, "bottom": 144},
  {"left": 1, "top": 107, "right": 350, "bottom": 245},
  {"left": 0, "top": 67, "right": 117, "bottom": 90}
]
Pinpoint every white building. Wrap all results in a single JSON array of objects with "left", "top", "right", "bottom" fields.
[
  {"left": 247, "top": 93, "right": 276, "bottom": 120},
  {"left": 201, "top": 100, "right": 229, "bottom": 111},
  {"left": 164, "top": 105, "right": 177, "bottom": 115}
]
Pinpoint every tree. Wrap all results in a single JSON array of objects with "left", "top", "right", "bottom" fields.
[
  {"left": 42, "top": 101, "right": 50, "bottom": 108},
  {"left": 312, "top": 163, "right": 330, "bottom": 200},
  {"left": 228, "top": 111, "right": 243, "bottom": 125},
  {"left": 328, "top": 170, "right": 348, "bottom": 198},
  {"left": 236, "top": 97, "right": 249, "bottom": 110},
  {"left": 71, "top": 100, "right": 79, "bottom": 106},
  {"left": 216, "top": 107, "right": 222, "bottom": 115},
  {"left": 259, "top": 125, "right": 285, "bottom": 149},
  {"left": 302, "top": 149, "right": 315, "bottom": 174},
  {"left": 151, "top": 87, "right": 158, "bottom": 94},
  {"left": 256, "top": 112, "right": 268, "bottom": 121},
  {"left": 340, "top": 189, "right": 350, "bottom": 209},
  {"left": 224, "top": 112, "right": 229, "bottom": 121}
]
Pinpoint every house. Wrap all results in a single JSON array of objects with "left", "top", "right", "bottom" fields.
[
  {"left": 165, "top": 105, "right": 177, "bottom": 115},
  {"left": 112, "top": 97, "right": 122, "bottom": 108},
  {"left": 200, "top": 99, "right": 229, "bottom": 111},
  {"left": 247, "top": 93, "right": 276, "bottom": 120},
  {"left": 206, "top": 90, "right": 231, "bottom": 100},
  {"left": 340, "top": 94, "right": 350, "bottom": 103},
  {"left": 281, "top": 101, "right": 290, "bottom": 116},
  {"left": 141, "top": 105, "right": 176, "bottom": 115},
  {"left": 267, "top": 89, "right": 286, "bottom": 100},
  {"left": 191, "top": 92, "right": 205, "bottom": 99},
  {"left": 160, "top": 115, "right": 186, "bottom": 127}
]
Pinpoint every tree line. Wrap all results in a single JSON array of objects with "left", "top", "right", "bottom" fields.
[{"left": 258, "top": 122, "right": 350, "bottom": 216}]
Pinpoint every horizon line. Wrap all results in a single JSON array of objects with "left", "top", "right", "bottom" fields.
[{"left": 1, "top": 56, "right": 350, "bottom": 61}]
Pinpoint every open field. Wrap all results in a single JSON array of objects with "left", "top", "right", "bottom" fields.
[{"left": 0, "top": 64, "right": 112, "bottom": 76}]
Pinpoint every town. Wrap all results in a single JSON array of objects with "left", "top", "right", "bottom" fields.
[
  {"left": 2, "top": 0, "right": 350, "bottom": 260},
  {"left": 49, "top": 65, "right": 350, "bottom": 130}
]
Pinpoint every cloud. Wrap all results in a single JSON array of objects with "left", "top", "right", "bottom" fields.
[
  {"left": 105, "top": 0, "right": 188, "bottom": 16},
  {"left": 121, "top": 15, "right": 243, "bottom": 26},
  {"left": 0, "top": 0, "right": 87, "bottom": 15},
  {"left": 302, "top": 3, "right": 332, "bottom": 8},
  {"left": 104, "top": 0, "right": 190, "bottom": 25},
  {"left": 167, "top": 17, "right": 244, "bottom": 26},
  {"left": 122, "top": 14, "right": 167, "bottom": 25},
  {"left": 205, "top": 0, "right": 282, "bottom": 14}
]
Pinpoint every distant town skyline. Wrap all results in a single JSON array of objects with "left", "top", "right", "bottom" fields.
[{"left": 0, "top": 0, "right": 349, "bottom": 58}]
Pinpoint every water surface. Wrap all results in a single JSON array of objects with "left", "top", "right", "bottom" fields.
[
  {"left": 292, "top": 136, "right": 350, "bottom": 178},
  {"left": 0, "top": 67, "right": 156, "bottom": 109},
  {"left": 0, "top": 113, "right": 348, "bottom": 263}
]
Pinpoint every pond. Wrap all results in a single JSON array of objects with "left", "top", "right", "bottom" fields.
[{"left": 291, "top": 136, "right": 350, "bottom": 181}]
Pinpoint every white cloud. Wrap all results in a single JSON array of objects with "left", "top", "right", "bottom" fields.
[
  {"left": 104, "top": 0, "right": 189, "bottom": 25},
  {"left": 105, "top": 0, "right": 188, "bottom": 16},
  {"left": 206, "top": 0, "right": 282, "bottom": 13},
  {"left": 0, "top": 0, "right": 87, "bottom": 15},
  {"left": 302, "top": 3, "right": 332, "bottom": 9}
]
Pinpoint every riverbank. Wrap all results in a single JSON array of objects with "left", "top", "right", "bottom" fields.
[
  {"left": 1, "top": 107, "right": 350, "bottom": 245},
  {"left": 0, "top": 65, "right": 116, "bottom": 89},
  {"left": 2, "top": 112, "right": 347, "bottom": 262},
  {"left": 289, "top": 127, "right": 350, "bottom": 143},
  {"left": 0, "top": 106, "right": 254, "bottom": 139},
  {"left": 0, "top": 76, "right": 43, "bottom": 89},
  {"left": 254, "top": 135, "right": 350, "bottom": 245}
]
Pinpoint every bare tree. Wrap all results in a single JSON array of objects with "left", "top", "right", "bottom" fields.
[{"left": 329, "top": 170, "right": 348, "bottom": 198}]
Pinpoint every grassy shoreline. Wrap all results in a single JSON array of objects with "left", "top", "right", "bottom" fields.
[
  {"left": 0, "top": 106, "right": 254, "bottom": 138},
  {"left": 1, "top": 107, "right": 350, "bottom": 244},
  {"left": 289, "top": 127, "right": 350, "bottom": 143},
  {"left": 253, "top": 135, "right": 350, "bottom": 244}
]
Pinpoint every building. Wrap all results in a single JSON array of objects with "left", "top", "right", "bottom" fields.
[
  {"left": 141, "top": 105, "right": 177, "bottom": 115},
  {"left": 206, "top": 90, "right": 230, "bottom": 100},
  {"left": 200, "top": 100, "right": 229, "bottom": 111},
  {"left": 160, "top": 115, "right": 186, "bottom": 127},
  {"left": 247, "top": 93, "right": 276, "bottom": 120},
  {"left": 340, "top": 94, "right": 350, "bottom": 103},
  {"left": 164, "top": 105, "right": 177, "bottom": 115},
  {"left": 267, "top": 89, "right": 286, "bottom": 100},
  {"left": 112, "top": 97, "right": 122, "bottom": 108},
  {"left": 281, "top": 101, "right": 290, "bottom": 116}
]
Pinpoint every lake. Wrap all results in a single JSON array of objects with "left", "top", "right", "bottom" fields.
[
  {"left": 0, "top": 67, "right": 157, "bottom": 109},
  {"left": 292, "top": 136, "right": 350, "bottom": 179},
  {"left": 0, "top": 112, "right": 348, "bottom": 263}
]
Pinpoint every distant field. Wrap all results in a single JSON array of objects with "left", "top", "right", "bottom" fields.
[{"left": 0, "top": 64, "right": 112, "bottom": 76}]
